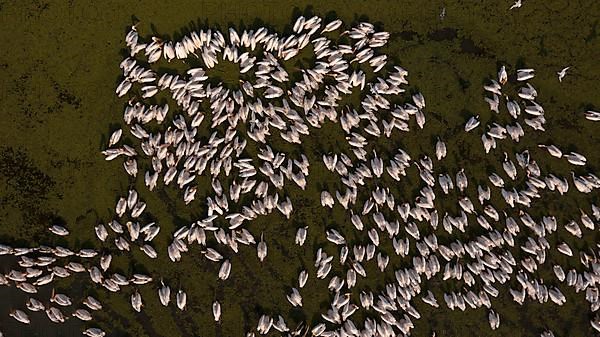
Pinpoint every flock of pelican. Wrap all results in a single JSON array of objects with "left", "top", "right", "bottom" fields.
[{"left": 1, "top": 13, "right": 600, "bottom": 337}]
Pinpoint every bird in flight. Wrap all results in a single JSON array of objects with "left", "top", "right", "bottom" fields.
[
  {"left": 510, "top": 0, "right": 522, "bottom": 10},
  {"left": 557, "top": 67, "right": 570, "bottom": 82}
]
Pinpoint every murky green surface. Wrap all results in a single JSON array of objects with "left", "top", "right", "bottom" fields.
[{"left": 0, "top": 1, "right": 599, "bottom": 336}]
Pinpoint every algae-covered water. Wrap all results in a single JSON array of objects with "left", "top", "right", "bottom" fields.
[{"left": 0, "top": 1, "right": 599, "bottom": 336}]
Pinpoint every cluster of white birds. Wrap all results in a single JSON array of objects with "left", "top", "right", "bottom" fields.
[
  {"left": 0, "top": 239, "right": 108, "bottom": 336},
  {"left": 1, "top": 13, "right": 599, "bottom": 337}
]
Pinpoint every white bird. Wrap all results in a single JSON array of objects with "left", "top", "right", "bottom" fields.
[
  {"left": 557, "top": 67, "right": 569, "bottom": 82},
  {"left": 72, "top": 308, "right": 92, "bottom": 321},
  {"left": 49, "top": 225, "right": 69, "bottom": 236},
  {"left": 509, "top": 0, "right": 522, "bottom": 10},
  {"left": 176, "top": 289, "right": 187, "bottom": 310},
  {"left": 465, "top": 115, "right": 480, "bottom": 132},
  {"left": 26, "top": 298, "right": 45, "bottom": 311},
  {"left": 140, "top": 244, "right": 157, "bottom": 258},
  {"left": 498, "top": 65, "right": 508, "bottom": 84},
  {"left": 538, "top": 144, "right": 562, "bottom": 158},
  {"left": 321, "top": 191, "right": 335, "bottom": 208},
  {"left": 158, "top": 280, "right": 170, "bottom": 306},
  {"left": 564, "top": 151, "right": 587, "bottom": 166},
  {"left": 488, "top": 310, "right": 500, "bottom": 329},
  {"left": 83, "top": 328, "right": 106, "bottom": 337},
  {"left": 9, "top": 309, "right": 30, "bottom": 324},
  {"left": 218, "top": 260, "right": 231, "bottom": 280},
  {"left": 322, "top": 19, "right": 343, "bottom": 33},
  {"left": 257, "top": 233, "right": 267, "bottom": 262},
  {"left": 131, "top": 290, "right": 143, "bottom": 312},
  {"left": 83, "top": 296, "right": 102, "bottom": 311},
  {"left": 95, "top": 224, "right": 108, "bottom": 242},
  {"left": 298, "top": 270, "right": 308, "bottom": 288},
  {"left": 108, "top": 129, "right": 123, "bottom": 147},
  {"left": 517, "top": 68, "right": 535, "bottom": 81},
  {"left": 295, "top": 226, "right": 308, "bottom": 246},
  {"left": 435, "top": 138, "right": 447, "bottom": 160},
  {"left": 50, "top": 290, "right": 72, "bottom": 306},
  {"left": 100, "top": 254, "right": 112, "bottom": 271},
  {"left": 585, "top": 110, "right": 600, "bottom": 121},
  {"left": 212, "top": 301, "right": 221, "bottom": 321},
  {"left": 557, "top": 242, "right": 573, "bottom": 256},
  {"left": 286, "top": 287, "right": 303, "bottom": 307}
]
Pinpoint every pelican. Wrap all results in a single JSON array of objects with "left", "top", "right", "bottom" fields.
[
  {"left": 564, "top": 152, "right": 586, "bottom": 166},
  {"left": 176, "top": 289, "right": 187, "bottom": 310},
  {"left": 49, "top": 225, "right": 69, "bottom": 236},
  {"left": 286, "top": 288, "right": 303, "bottom": 307},
  {"left": 488, "top": 310, "right": 500, "bottom": 330},
  {"left": 100, "top": 254, "right": 112, "bottom": 271},
  {"left": 517, "top": 68, "right": 535, "bottom": 81},
  {"left": 50, "top": 289, "right": 72, "bottom": 306},
  {"left": 26, "top": 298, "right": 45, "bottom": 311},
  {"left": 295, "top": 226, "right": 308, "bottom": 246},
  {"left": 83, "top": 296, "right": 102, "bottom": 311},
  {"left": 212, "top": 301, "right": 221, "bottom": 321},
  {"left": 46, "top": 307, "right": 65, "bottom": 323},
  {"left": 257, "top": 233, "right": 267, "bottom": 262},
  {"left": 108, "top": 129, "right": 122, "bottom": 147},
  {"left": 83, "top": 328, "right": 106, "bottom": 337},
  {"left": 95, "top": 224, "right": 108, "bottom": 242},
  {"left": 585, "top": 110, "right": 600, "bottom": 121},
  {"left": 218, "top": 260, "right": 231, "bottom": 280},
  {"left": 538, "top": 144, "right": 562, "bottom": 158},
  {"left": 435, "top": 138, "right": 447, "bottom": 160},
  {"left": 9, "top": 309, "right": 30, "bottom": 324},
  {"left": 131, "top": 290, "right": 143, "bottom": 312},
  {"left": 158, "top": 279, "right": 170, "bottom": 306},
  {"left": 73, "top": 309, "right": 93, "bottom": 321},
  {"left": 498, "top": 65, "right": 508, "bottom": 84},
  {"left": 465, "top": 115, "right": 480, "bottom": 132}
]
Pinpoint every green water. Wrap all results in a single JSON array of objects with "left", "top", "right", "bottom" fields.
[{"left": 0, "top": 1, "right": 599, "bottom": 336}]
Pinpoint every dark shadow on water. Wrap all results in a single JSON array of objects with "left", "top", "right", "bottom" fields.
[
  {"left": 460, "top": 38, "right": 484, "bottom": 56},
  {"left": 399, "top": 30, "right": 419, "bottom": 41},
  {"left": 428, "top": 27, "right": 457, "bottom": 41}
]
